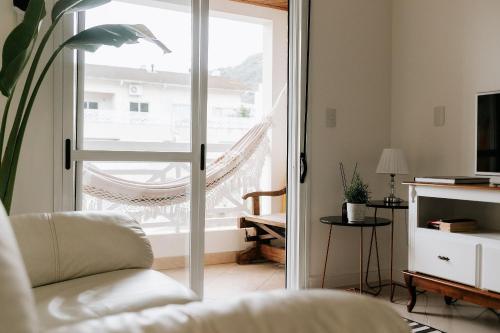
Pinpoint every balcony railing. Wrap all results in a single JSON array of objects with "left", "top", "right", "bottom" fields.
[{"left": 81, "top": 143, "right": 260, "bottom": 230}]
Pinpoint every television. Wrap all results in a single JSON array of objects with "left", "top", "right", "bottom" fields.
[{"left": 477, "top": 91, "right": 500, "bottom": 175}]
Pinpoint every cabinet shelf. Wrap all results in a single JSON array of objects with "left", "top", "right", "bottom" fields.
[{"left": 416, "top": 227, "right": 500, "bottom": 242}]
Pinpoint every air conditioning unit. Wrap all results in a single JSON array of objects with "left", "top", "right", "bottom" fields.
[{"left": 128, "top": 84, "right": 143, "bottom": 96}]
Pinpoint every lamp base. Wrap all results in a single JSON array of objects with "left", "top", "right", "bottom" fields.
[{"left": 384, "top": 196, "right": 403, "bottom": 204}]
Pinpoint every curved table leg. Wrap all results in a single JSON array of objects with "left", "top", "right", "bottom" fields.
[
  {"left": 360, "top": 226, "right": 363, "bottom": 293},
  {"left": 404, "top": 273, "right": 416, "bottom": 312},
  {"left": 321, "top": 224, "right": 334, "bottom": 288},
  {"left": 365, "top": 208, "right": 382, "bottom": 295},
  {"left": 365, "top": 226, "right": 375, "bottom": 286},
  {"left": 390, "top": 208, "right": 395, "bottom": 302}
]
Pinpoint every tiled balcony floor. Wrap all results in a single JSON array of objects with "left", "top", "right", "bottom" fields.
[{"left": 160, "top": 262, "right": 285, "bottom": 301}]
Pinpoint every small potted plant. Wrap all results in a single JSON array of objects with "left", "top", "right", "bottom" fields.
[{"left": 344, "top": 171, "right": 369, "bottom": 222}]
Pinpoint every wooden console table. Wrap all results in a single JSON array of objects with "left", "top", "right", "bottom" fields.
[{"left": 404, "top": 182, "right": 500, "bottom": 312}]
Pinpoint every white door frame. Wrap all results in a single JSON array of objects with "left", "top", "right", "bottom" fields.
[
  {"left": 52, "top": 0, "right": 311, "bottom": 292},
  {"left": 286, "top": 0, "right": 310, "bottom": 290}
]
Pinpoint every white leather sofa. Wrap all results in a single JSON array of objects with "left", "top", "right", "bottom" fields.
[{"left": 0, "top": 205, "right": 409, "bottom": 333}]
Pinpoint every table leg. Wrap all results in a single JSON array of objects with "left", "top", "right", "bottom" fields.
[
  {"left": 365, "top": 209, "right": 382, "bottom": 294},
  {"left": 365, "top": 208, "right": 376, "bottom": 287},
  {"left": 373, "top": 227, "right": 382, "bottom": 292},
  {"left": 360, "top": 226, "right": 363, "bottom": 294},
  {"left": 321, "top": 224, "right": 333, "bottom": 288},
  {"left": 404, "top": 273, "right": 416, "bottom": 312},
  {"left": 390, "top": 208, "right": 395, "bottom": 302}
]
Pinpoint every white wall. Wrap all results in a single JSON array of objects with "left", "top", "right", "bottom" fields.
[
  {"left": 0, "top": 2, "right": 55, "bottom": 215},
  {"left": 307, "top": 0, "right": 394, "bottom": 287},
  {"left": 392, "top": 1, "right": 500, "bottom": 182}
]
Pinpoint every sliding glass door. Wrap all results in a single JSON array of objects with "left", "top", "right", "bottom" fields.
[
  {"left": 63, "top": 0, "right": 207, "bottom": 295},
  {"left": 61, "top": 0, "right": 297, "bottom": 296}
]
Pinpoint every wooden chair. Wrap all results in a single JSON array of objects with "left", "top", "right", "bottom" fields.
[{"left": 237, "top": 187, "right": 286, "bottom": 265}]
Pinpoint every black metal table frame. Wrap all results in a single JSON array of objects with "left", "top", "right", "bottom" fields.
[
  {"left": 365, "top": 203, "right": 408, "bottom": 301},
  {"left": 320, "top": 217, "right": 391, "bottom": 295}
]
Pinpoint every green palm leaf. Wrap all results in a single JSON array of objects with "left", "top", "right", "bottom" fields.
[
  {"left": 0, "top": 0, "right": 46, "bottom": 97},
  {"left": 52, "top": 0, "right": 111, "bottom": 22},
  {"left": 63, "top": 24, "right": 171, "bottom": 53}
]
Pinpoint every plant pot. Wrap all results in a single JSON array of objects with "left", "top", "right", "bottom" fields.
[{"left": 347, "top": 203, "right": 366, "bottom": 222}]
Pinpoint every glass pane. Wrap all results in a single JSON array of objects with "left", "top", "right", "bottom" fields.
[
  {"left": 79, "top": 161, "right": 191, "bottom": 287},
  {"left": 206, "top": 8, "right": 267, "bottom": 229},
  {"left": 80, "top": 0, "right": 192, "bottom": 152},
  {"left": 204, "top": 1, "right": 287, "bottom": 300}
]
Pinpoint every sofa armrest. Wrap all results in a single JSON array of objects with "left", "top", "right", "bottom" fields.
[{"left": 11, "top": 211, "right": 153, "bottom": 287}]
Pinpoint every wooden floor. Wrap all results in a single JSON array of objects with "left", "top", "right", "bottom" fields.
[{"left": 160, "top": 264, "right": 500, "bottom": 331}]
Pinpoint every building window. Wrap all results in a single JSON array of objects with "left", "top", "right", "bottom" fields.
[
  {"left": 129, "top": 102, "right": 138, "bottom": 112},
  {"left": 130, "top": 102, "right": 149, "bottom": 112},
  {"left": 84, "top": 101, "right": 99, "bottom": 110}
]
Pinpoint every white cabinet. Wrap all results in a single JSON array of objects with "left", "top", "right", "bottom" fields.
[
  {"left": 481, "top": 245, "right": 500, "bottom": 293},
  {"left": 414, "top": 230, "right": 478, "bottom": 286},
  {"left": 407, "top": 183, "right": 500, "bottom": 290}
]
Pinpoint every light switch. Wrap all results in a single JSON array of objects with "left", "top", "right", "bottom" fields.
[
  {"left": 434, "top": 106, "right": 446, "bottom": 127},
  {"left": 326, "top": 108, "right": 336, "bottom": 128}
]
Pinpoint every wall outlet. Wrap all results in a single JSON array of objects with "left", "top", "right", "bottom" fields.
[
  {"left": 433, "top": 106, "right": 446, "bottom": 127},
  {"left": 326, "top": 108, "right": 336, "bottom": 128}
]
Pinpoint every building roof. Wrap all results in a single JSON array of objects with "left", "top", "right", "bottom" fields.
[{"left": 85, "top": 64, "right": 252, "bottom": 91}]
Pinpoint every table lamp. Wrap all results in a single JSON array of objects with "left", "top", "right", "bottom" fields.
[{"left": 376, "top": 148, "right": 409, "bottom": 203}]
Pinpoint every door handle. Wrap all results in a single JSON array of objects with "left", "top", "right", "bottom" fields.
[
  {"left": 65, "top": 139, "right": 71, "bottom": 170},
  {"left": 200, "top": 144, "right": 205, "bottom": 171},
  {"left": 438, "top": 255, "right": 450, "bottom": 262}
]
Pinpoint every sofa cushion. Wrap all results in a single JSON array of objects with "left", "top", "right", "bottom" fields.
[
  {"left": 46, "top": 289, "right": 409, "bottom": 333},
  {"left": 0, "top": 204, "right": 38, "bottom": 333},
  {"left": 34, "top": 268, "right": 197, "bottom": 330},
  {"left": 11, "top": 211, "right": 153, "bottom": 287}
]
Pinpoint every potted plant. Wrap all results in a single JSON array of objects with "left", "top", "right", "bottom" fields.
[
  {"left": 0, "top": 0, "right": 169, "bottom": 213},
  {"left": 344, "top": 171, "right": 369, "bottom": 222}
]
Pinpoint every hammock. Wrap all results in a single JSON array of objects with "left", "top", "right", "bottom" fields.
[
  {"left": 82, "top": 120, "right": 270, "bottom": 206},
  {"left": 82, "top": 86, "right": 286, "bottom": 207}
]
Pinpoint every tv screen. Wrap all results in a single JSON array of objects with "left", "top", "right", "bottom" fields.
[{"left": 477, "top": 92, "right": 500, "bottom": 173}]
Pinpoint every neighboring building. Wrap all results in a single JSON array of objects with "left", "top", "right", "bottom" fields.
[{"left": 83, "top": 64, "right": 262, "bottom": 155}]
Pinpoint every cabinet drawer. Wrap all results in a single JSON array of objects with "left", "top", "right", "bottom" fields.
[
  {"left": 414, "top": 230, "right": 478, "bottom": 286},
  {"left": 481, "top": 246, "right": 500, "bottom": 293}
]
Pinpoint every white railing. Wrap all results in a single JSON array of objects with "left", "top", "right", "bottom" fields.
[{"left": 81, "top": 148, "right": 256, "bottom": 230}]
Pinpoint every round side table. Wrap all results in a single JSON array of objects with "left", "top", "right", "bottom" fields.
[
  {"left": 320, "top": 216, "right": 391, "bottom": 294},
  {"left": 366, "top": 201, "right": 408, "bottom": 301}
]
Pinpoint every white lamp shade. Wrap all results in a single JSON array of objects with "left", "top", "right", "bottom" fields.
[{"left": 376, "top": 148, "right": 409, "bottom": 175}]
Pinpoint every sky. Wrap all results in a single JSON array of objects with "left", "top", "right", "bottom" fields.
[{"left": 85, "top": 0, "right": 265, "bottom": 73}]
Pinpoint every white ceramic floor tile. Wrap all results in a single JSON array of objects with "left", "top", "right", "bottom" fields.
[
  {"left": 159, "top": 262, "right": 285, "bottom": 301},
  {"left": 382, "top": 286, "right": 500, "bottom": 333}
]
